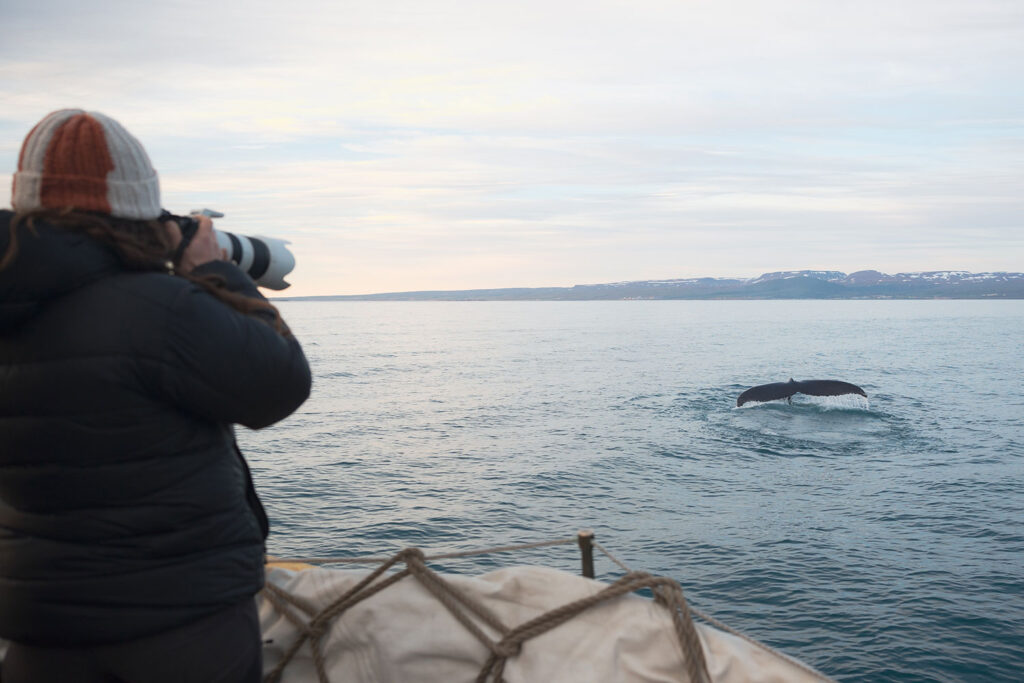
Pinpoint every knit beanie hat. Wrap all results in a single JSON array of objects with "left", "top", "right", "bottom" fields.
[{"left": 11, "top": 109, "right": 161, "bottom": 220}]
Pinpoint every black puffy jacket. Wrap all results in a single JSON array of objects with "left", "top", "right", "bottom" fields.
[{"left": 0, "top": 211, "right": 311, "bottom": 646}]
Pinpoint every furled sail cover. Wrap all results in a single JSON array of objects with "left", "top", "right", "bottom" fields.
[{"left": 260, "top": 564, "right": 830, "bottom": 683}]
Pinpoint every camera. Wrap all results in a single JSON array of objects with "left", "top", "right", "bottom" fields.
[{"left": 161, "top": 209, "right": 295, "bottom": 290}]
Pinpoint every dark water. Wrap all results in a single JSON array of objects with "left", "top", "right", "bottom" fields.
[{"left": 240, "top": 300, "right": 1024, "bottom": 682}]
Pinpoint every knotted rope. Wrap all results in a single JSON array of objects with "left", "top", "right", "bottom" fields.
[
  {"left": 473, "top": 570, "right": 710, "bottom": 683},
  {"left": 591, "top": 539, "right": 835, "bottom": 683},
  {"left": 262, "top": 548, "right": 414, "bottom": 683},
  {"left": 261, "top": 545, "right": 712, "bottom": 683}
]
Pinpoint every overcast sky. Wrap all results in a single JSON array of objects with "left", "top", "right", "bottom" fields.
[{"left": 1, "top": 0, "right": 1021, "bottom": 296}]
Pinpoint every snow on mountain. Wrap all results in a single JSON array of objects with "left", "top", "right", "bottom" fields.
[{"left": 747, "top": 270, "right": 847, "bottom": 285}]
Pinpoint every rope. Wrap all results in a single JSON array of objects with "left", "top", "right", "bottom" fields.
[
  {"left": 685, "top": 605, "right": 836, "bottom": 683},
  {"left": 591, "top": 538, "right": 632, "bottom": 573},
  {"left": 588, "top": 540, "right": 837, "bottom": 683},
  {"left": 474, "top": 571, "right": 711, "bottom": 683},
  {"left": 262, "top": 544, "right": 713, "bottom": 683},
  {"left": 274, "top": 536, "right": 577, "bottom": 566},
  {"left": 263, "top": 548, "right": 413, "bottom": 683}
]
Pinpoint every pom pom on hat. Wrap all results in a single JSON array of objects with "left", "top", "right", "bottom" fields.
[{"left": 11, "top": 109, "right": 161, "bottom": 220}]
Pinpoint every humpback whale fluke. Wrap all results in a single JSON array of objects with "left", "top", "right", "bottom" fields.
[{"left": 736, "top": 378, "right": 867, "bottom": 407}]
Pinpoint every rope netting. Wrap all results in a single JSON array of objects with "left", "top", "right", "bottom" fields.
[{"left": 261, "top": 534, "right": 835, "bottom": 683}]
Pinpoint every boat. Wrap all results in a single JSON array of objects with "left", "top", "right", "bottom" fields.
[{"left": 259, "top": 531, "right": 837, "bottom": 682}]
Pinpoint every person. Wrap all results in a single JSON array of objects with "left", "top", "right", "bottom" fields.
[{"left": 0, "top": 109, "right": 312, "bottom": 682}]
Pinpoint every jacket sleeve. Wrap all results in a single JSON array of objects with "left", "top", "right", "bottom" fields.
[{"left": 158, "top": 262, "right": 312, "bottom": 429}]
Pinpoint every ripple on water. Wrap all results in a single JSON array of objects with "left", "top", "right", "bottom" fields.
[{"left": 245, "top": 300, "right": 1024, "bottom": 683}]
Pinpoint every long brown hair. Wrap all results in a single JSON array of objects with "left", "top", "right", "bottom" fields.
[{"left": 2, "top": 209, "right": 291, "bottom": 337}]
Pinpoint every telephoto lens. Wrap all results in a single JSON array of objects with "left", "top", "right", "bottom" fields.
[{"left": 195, "top": 209, "right": 296, "bottom": 290}]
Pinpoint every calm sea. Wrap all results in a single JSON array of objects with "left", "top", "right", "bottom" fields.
[{"left": 239, "top": 300, "right": 1024, "bottom": 683}]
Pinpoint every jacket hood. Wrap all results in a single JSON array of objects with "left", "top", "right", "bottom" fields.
[{"left": 0, "top": 210, "right": 121, "bottom": 329}]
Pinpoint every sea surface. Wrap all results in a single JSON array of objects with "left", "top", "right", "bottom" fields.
[{"left": 239, "top": 300, "right": 1024, "bottom": 683}]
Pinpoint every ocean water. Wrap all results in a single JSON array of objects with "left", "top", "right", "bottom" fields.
[{"left": 239, "top": 300, "right": 1024, "bottom": 683}]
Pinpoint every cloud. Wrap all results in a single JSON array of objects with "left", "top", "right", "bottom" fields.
[{"left": 1, "top": 0, "right": 1022, "bottom": 295}]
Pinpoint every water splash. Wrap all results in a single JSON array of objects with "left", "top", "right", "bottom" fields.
[
  {"left": 734, "top": 394, "right": 870, "bottom": 411},
  {"left": 804, "top": 394, "right": 871, "bottom": 411}
]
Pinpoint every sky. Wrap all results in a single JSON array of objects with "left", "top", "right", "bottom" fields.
[{"left": 1, "top": 0, "right": 1022, "bottom": 296}]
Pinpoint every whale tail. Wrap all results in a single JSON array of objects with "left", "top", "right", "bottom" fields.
[{"left": 737, "top": 379, "right": 866, "bottom": 407}]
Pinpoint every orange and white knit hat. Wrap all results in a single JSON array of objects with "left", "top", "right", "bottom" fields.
[{"left": 11, "top": 109, "right": 161, "bottom": 220}]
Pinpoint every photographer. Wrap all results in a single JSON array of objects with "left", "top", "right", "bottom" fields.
[{"left": 0, "top": 109, "right": 311, "bottom": 682}]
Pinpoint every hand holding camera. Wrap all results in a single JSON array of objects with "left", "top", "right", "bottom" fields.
[
  {"left": 160, "top": 209, "right": 295, "bottom": 290},
  {"left": 163, "top": 212, "right": 225, "bottom": 273}
]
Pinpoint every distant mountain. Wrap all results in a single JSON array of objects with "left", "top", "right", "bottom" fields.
[{"left": 280, "top": 270, "right": 1024, "bottom": 301}]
